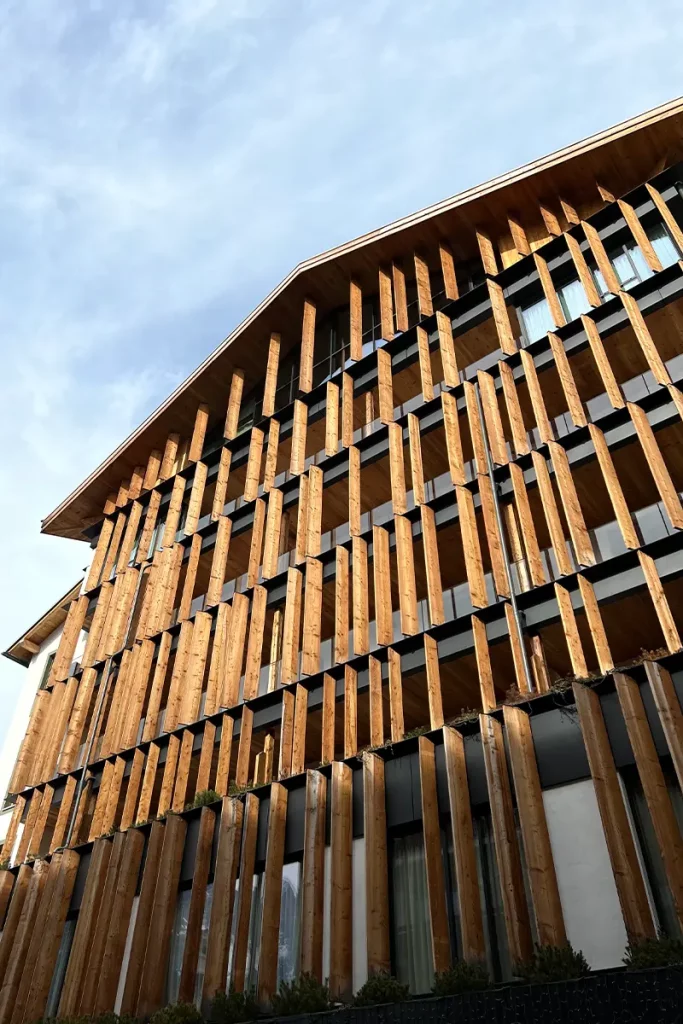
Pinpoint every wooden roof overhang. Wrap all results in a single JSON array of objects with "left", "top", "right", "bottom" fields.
[
  {"left": 3, "top": 580, "right": 84, "bottom": 666},
  {"left": 41, "top": 95, "right": 683, "bottom": 540}
]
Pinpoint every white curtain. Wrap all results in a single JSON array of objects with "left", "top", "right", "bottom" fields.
[
  {"left": 391, "top": 833, "right": 433, "bottom": 994},
  {"left": 166, "top": 888, "right": 191, "bottom": 1004},
  {"left": 520, "top": 298, "right": 555, "bottom": 344},
  {"left": 277, "top": 861, "right": 302, "bottom": 985}
]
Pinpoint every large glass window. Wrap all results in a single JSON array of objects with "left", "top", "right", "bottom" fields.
[
  {"left": 391, "top": 832, "right": 433, "bottom": 994},
  {"left": 557, "top": 277, "right": 592, "bottom": 322},
  {"left": 595, "top": 220, "right": 680, "bottom": 297},
  {"left": 38, "top": 651, "right": 56, "bottom": 691},
  {"left": 519, "top": 296, "right": 555, "bottom": 344},
  {"left": 166, "top": 888, "right": 192, "bottom": 1005},
  {"left": 622, "top": 762, "right": 683, "bottom": 939}
]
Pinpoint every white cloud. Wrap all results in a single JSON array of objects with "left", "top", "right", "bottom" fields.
[{"left": 1, "top": 0, "right": 683, "bottom": 757}]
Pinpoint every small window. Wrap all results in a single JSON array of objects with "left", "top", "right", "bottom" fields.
[
  {"left": 519, "top": 296, "right": 555, "bottom": 344},
  {"left": 595, "top": 219, "right": 680, "bottom": 298},
  {"left": 38, "top": 652, "right": 56, "bottom": 690},
  {"left": 557, "top": 277, "right": 592, "bottom": 322}
]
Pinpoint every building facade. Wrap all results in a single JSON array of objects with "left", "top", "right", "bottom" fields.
[{"left": 1, "top": 97, "right": 683, "bottom": 1021}]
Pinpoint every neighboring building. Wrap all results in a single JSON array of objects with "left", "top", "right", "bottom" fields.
[
  {"left": 0, "top": 582, "right": 83, "bottom": 851},
  {"left": 1, "top": 96, "right": 683, "bottom": 1021}
]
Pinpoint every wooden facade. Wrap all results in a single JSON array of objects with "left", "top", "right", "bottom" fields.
[{"left": 3, "top": 101, "right": 683, "bottom": 1018}]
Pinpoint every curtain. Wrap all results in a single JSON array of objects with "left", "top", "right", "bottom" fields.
[
  {"left": 166, "top": 889, "right": 191, "bottom": 1004},
  {"left": 391, "top": 832, "right": 433, "bottom": 994},
  {"left": 277, "top": 861, "right": 302, "bottom": 986},
  {"left": 520, "top": 298, "right": 555, "bottom": 344},
  {"left": 558, "top": 278, "right": 591, "bottom": 322}
]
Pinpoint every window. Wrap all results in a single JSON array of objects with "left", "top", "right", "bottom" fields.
[
  {"left": 519, "top": 296, "right": 555, "bottom": 344},
  {"left": 557, "top": 277, "right": 592, "bottom": 322},
  {"left": 391, "top": 832, "right": 433, "bottom": 994},
  {"left": 595, "top": 220, "right": 680, "bottom": 297},
  {"left": 38, "top": 651, "right": 56, "bottom": 690}
]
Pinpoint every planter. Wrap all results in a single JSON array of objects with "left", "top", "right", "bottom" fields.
[{"left": 255, "top": 966, "right": 682, "bottom": 1024}]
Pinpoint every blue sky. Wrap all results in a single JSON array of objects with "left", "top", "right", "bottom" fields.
[{"left": 1, "top": 0, "right": 683, "bottom": 755}]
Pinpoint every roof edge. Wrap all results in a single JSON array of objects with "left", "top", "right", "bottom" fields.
[{"left": 41, "top": 93, "right": 683, "bottom": 536}]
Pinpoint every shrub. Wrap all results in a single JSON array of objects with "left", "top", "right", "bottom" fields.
[
  {"left": 210, "top": 985, "right": 260, "bottom": 1023},
  {"left": 515, "top": 943, "right": 590, "bottom": 983},
  {"left": 189, "top": 789, "right": 221, "bottom": 810},
  {"left": 351, "top": 970, "right": 410, "bottom": 1007},
  {"left": 269, "top": 973, "right": 331, "bottom": 1016},
  {"left": 623, "top": 934, "right": 683, "bottom": 970},
  {"left": 148, "top": 1004, "right": 204, "bottom": 1024},
  {"left": 432, "top": 960, "right": 490, "bottom": 996}
]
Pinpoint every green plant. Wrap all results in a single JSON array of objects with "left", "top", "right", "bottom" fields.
[
  {"left": 402, "top": 725, "right": 430, "bottom": 740},
  {"left": 209, "top": 985, "right": 260, "bottom": 1023},
  {"left": 351, "top": 970, "right": 409, "bottom": 1007},
  {"left": 515, "top": 943, "right": 590, "bottom": 983},
  {"left": 623, "top": 934, "right": 683, "bottom": 969},
  {"left": 269, "top": 973, "right": 331, "bottom": 1016},
  {"left": 0, "top": 859, "right": 10, "bottom": 870},
  {"left": 188, "top": 788, "right": 221, "bottom": 810},
  {"left": 432, "top": 960, "right": 490, "bottom": 996},
  {"left": 228, "top": 780, "right": 255, "bottom": 797},
  {"left": 148, "top": 1004, "right": 203, "bottom": 1024}
]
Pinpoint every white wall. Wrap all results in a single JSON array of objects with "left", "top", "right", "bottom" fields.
[{"left": 543, "top": 778, "right": 628, "bottom": 969}]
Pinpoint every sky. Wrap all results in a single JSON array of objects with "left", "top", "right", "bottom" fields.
[{"left": 1, "top": 0, "right": 683, "bottom": 758}]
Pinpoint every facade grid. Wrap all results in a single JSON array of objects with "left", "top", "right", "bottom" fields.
[{"left": 1, "top": 98, "right": 683, "bottom": 1020}]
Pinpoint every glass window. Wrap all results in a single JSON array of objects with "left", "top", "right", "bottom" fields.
[
  {"left": 277, "top": 861, "right": 303, "bottom": 985},
  {"left": 649, "top": 221, "right": 680, "bottom": 269},
  {"left": 38, "top": 651, "right": 56, "bottom": 690},
  {"left": 519, "top": 297, "right": 555, "bottom": 344},
  {"left": 557, "top": 277, "right": 592, "bottom": 322},
  {"left": 166, "top": 888, "right": 191, "bottom": 1004},
  {"left": 622, "top": 763, "right": 683, "bottom": 938},
  {"left": 391, "top": 832, "right": 433, "bottom": 994}
]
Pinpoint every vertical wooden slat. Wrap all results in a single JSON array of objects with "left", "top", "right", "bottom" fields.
[
  {"left": 387, "top": 648, "right": 404, "bottom": 742},
  {"left": 299, "top": 298, "right": 316, "bottom": 394},
  {"left": 476, "top": 228, "right": 499, "bottom": 275},
  {"left": 329, "top": 761, "right": 353, "bottom": 1001},
  {"left": 477, "top": 370, "right": 508, "bottom": 466},
  {"left": 335, "top": 545, "right": 350, "bottom": 665},
  {"left": 281, "top": 567, "right": 303, "bottom": 684},
  {"left": 300, "top": 771, "right": 327, "bottom": 980},
  {"left": 230, "top": 791, "right": 260, "bottom": 992},
  {"left": 257, "top": 783, "right": 289, "bottom": 1005},
  {"left": 548, "top": 440, "right": 595, "bottom": 566},
  {"left": 480, "top": 713, "right": 533, "bottom": 963},
  {"left": 212, "top": 447, "right": 232, "bottom": 520},
  {"left": 95, "top": 829, "right": 146, "bottom": 1012},
  {"left": 629, "top": 402, "right": 683, "bottom": 528},
  {"left": 395, "top": 514, "right": 419, "bottom": 635},
  {"left": 457, "top": 485, "right": 488, "bottom": 609},
  {"left": 215, "top": 715, "right": 235, "bottom": 796},
  {"left": 618, "top": 200, "right": 663, "bottom": 272},
  {"left": 344, "top": 665, "right": 358, "bottom": 758},
  {"left": 414, "top": 252, "right": 433, "bottom": 318},
  {"left": 499, "top": 361, "right": 530, "bottom": 456},
  {"left": 177, "top": 807, "right": 216, "bottom": 1003},
  {"left": 243, "top": 427, "right": 265, "bottom": 503},
  {"left": 509, "top": 462, "right": 546, "bottom": 587},
  {"left": 349, "top": 280, "right": 363, "bottom": 360},
  {"left": 392, "top": 262, "right": 409, "bottom": 333},
  {"left": 520, "top": 349, "right": 554, "bottom": 444},
  {"left": 487, "top": 278, "right": 517, "bottom": 355},
  {"left": 573, "top": 682, "right": 655, "bottom": 938},
  {"left": 577, "top": 575, "right": 614, "bottom": 674},
  {"left": 614, "top": 671, "right": 683, "bottom": 924},
  {"left": 443, "top": 726, "right": 486, "bottom": 961},
  {"left": 352, "top": 536, "right": 370, "bottom": 655},
  {"left": 368, "top": 656, "right": 384, "bottom": 747},
  {"left": 503, "top": 705, "right": 566, "bottom": 945},
  {"left": 567, "top": 228, "right": 605, "bottom": 304},
  {"left": 262, "top": 332, "right": 281, "bottom": 419},
  {"left": 202, "top": 798, "right": 244, "bottom": 1006},
  {"left": 424, "top": 634, "right": 444, "bottom": 729},
  {"left": 118, "top": 822, "right": 165, "bottom": 1014},
  {"left": 364, "top": 753, "right": 390, "bottom": 974},
  {"left": 206, "top": 514, "right": 232, "bottom": 607},
  {"left": 341, "top": 372, "right": 354, "bottom": 448},
  {"left": 302, "top": 557, "right": 323, "bottom": 676},
  {"left": 621, "top": 290, "right": 669, "bottom": 384},
  {"left": 373, "top": 525, "right": 393, "bottom": 646},
  {"left": 416, "top": 326, "right": 434, "bottom": 401},
  {"left": 378, "top": 265, "right": 394, "bottom": 340},
  {"left": 581, "top": 314, "right": 624, "bottom": 408},
  {"left": 418, "top": 736, "right": 451, "bottom": 973},
  {"left": 472, "top": 615, "right": 497, "bottom": 711},
  {"left": 555, "top": 583, "right": 588, "bottom": 677},
  {"left": 639, "top": 551, "right": 683, "bottom": 653},
  {"left": 442, "top": 391, "right": 465, "bottom": 484},
  {"left": 189, "top": 403, "right": 210, "bottom": 463},
  {"left": 439, "top": 242, "right": 459, "bottom": 300},
  {"left": 435, "top": 310, "right": 458, "bottom": 389},
  {"left": 588, "top": 424, "right": 638, "bottom": 549},
  {"left": 533, "top": 251, "right": 565, "bottom": 327},
  {"left": 548, "top": 332, "right": 587, "bottom": 428},
  {"left": 321, "top": 674, "right": 336, "bottom": 763},
  {"left": 224, "top": 372, "right": 245, "bottom": 440},
  {"left": 325, "top": 380, "right": 340, "bottom": 456}
]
